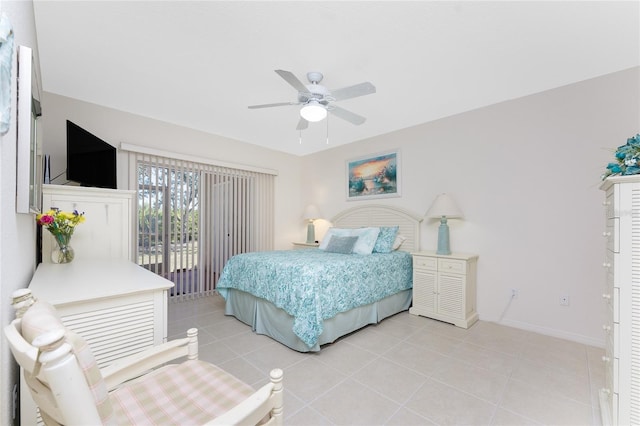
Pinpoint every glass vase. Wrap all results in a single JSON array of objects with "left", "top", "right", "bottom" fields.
[{"left": 51, "top": 235, "right": 75, "bottom": 264}]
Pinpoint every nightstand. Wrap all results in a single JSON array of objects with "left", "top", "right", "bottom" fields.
[
  {"left": 292, "top": 242, "right": 319, "bottom": 250},
  {"left": 409, "top": 251, "right": 479, "bottom": 328}
]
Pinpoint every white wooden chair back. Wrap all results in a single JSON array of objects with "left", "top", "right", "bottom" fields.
[
  {"left": 5, "top": 295, "right": 283, "bottom": 426},
  {"left": 5, "top": 315, "right": 100, "bottom": 424}
]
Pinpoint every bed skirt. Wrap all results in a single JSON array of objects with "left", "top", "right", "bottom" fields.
[{"left": 222, "top": 288, "right": 412, "bottom": 352}]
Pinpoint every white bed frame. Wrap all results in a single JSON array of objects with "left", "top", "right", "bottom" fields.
[
  {"left": 331, "top": 204, "right": 422, "bottom": 252},
  {"left": 223, "top": 204, "right": 423, "bottom": 352}
]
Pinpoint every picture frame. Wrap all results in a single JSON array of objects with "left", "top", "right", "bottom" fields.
[{"left": 346, "top": 150, "right": 401, "bottom": 200}]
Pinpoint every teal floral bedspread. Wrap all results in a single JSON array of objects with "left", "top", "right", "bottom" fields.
[{"left": 216, "top": 249, "right": 412, "bottom": 348}]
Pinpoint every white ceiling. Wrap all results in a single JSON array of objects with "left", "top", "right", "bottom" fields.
[{"left": 33, "top": 1, "right": 640, "bottom": 156}]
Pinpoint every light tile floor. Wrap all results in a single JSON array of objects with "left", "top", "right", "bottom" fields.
[{"left": 168, "top": 294, "right": 604, "bottom": 425}]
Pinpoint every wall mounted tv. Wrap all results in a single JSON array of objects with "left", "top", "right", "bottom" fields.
[{"left": 66, "top": 120, "right": 117, "bottom": 189}]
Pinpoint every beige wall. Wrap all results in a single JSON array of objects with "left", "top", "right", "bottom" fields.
[
  {"left": 301, "top": 67, "right": 640, "bottom": 346},
  {"left": 29, "top": 68, "right": 640, "bottom": 350},
  {"left": 40, "top": 92, "right": 304, "bottom": 250},
  {"left": 0, "top": 2, "right": 41, "bottom": 425}
]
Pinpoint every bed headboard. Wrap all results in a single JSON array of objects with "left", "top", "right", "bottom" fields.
[{"left": 331, "top": 205, "right": 423, "bottom": 252}]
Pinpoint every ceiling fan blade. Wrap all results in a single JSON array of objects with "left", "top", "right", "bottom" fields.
[
  {"left": 296, "top": 117, "right": 309, "bottom": 131},
  {"left": 248, "top": 102, "right": 298, "bottom": 109},
  {"left": 275, "top": 69, "right": 309, "bottom": 93},
  {"left": 329, "top": 106, "right": 366, "bottom": 125},
  {"left": 331, "top": 82, "right": 376, "bottom": 101}
]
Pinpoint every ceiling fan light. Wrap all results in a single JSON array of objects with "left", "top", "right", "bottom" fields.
[{"left": 300, "top": 101, "right": 327, "bottom": 122}]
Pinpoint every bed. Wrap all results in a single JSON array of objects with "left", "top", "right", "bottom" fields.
[{"left": 216, "top": 204, "right": 422, "bottom": 352}]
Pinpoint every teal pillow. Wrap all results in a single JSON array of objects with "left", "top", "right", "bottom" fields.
[
  {"left": 373, "top": 226, "right": 399, "bottom": 253},
  {"left": 324, "top": 236, "right": 359, "bottom": 254},
  {"left": 319, "top": 227, "right": 380, "bottom": 255}
]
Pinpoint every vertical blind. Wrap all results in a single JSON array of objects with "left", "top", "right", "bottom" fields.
[{"left": 128, "top": 149, "right": 275, "bottom": 301}]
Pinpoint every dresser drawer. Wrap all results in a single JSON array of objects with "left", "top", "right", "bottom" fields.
[
  {"left": 413, "top": 256, "right": 437, "bottom": 270},
  {"left": 438, "top": 258, "right": 466, "bottom": 274},
  {"left": 604, "top": 329, "right": 614, "bottom": 391},
  {"left": 603, "top": 192, "right": 616, "bottom": 219},
  {"left": 604, "top": 291, "right": 613, "bottom": 321},
  {"left": 613, "top": 286, "right": 620, "bottom": 323},
  {"left": 613, "top": 321, "right": 620, "bottom": 359},
  {"left": 603, "top": 265, "right": 614, "bottom": 311},
  {"left": 604, "top": 251, "right": 614, "bottom": 281},
  {"left": 604, "top": 218, "right": 619, "bottom": 253}
]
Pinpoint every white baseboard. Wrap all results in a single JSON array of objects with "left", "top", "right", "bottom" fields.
[{"left": 498, "top": 318, "right": 605, "bottom": 348}]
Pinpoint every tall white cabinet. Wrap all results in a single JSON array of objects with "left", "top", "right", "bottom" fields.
[
  {"left": 41, "top": 184, "right": 135, "bottom": 262},
  {"left": 22, "top": 185, "right": 168, "bottom": 425},
  {"left": 600, "top": 175, "right": 640, "bottom": 426}
]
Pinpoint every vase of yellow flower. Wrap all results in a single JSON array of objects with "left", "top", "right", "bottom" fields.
[
  {"left": 51, "top": 234, "right": 74, "bottom": 264},
  {"left": 36, "top": 208, "right": 85, "bottom": 264}
]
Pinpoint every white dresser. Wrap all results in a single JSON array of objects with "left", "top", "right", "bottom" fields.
[
  {"left": 41, "top": 184, "right": 135, "bottom": 262},
  {"left": 599, "top": 175, "right": 640, "bottom": 426},
  {"left": 21, "top": 259, "right": 174, "bottom": 425},
  {"left": 409, "top": 251, "right": 479, "bottom": 328}
]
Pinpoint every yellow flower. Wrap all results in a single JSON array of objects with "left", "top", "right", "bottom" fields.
[{"left": 35, "top": 207, "right": 85, "bottom": 239}]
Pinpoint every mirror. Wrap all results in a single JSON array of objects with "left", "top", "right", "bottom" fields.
[{"left": 16, "top": 45, "right": 42, "bottom": 214}]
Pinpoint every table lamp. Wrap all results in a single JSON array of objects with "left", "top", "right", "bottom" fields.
[
  {"left": 303, "top": 204, "right": 322, "bottom": 244},
  {"left": 425, "top": 193, "right": 463, "bottom": 255}
]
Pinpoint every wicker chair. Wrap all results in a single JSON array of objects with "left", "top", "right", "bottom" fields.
[{"left": 5, "top": 293, "right": 283, "bottom": 425}]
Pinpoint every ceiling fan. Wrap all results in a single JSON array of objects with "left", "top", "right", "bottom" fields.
[{"left": 248, "top": 70, "right": 376, "bottom": 130}]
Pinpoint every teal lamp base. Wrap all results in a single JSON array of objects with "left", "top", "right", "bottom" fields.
[
  {"left": 306, "top": 221, "right": 316, "bottom": 244},
  {"left": 436, "top": 216, "right": 451, "bottom": 255}
]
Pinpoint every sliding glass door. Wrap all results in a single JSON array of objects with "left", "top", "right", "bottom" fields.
[
  {"left": 137, "top": 163, "right": 200, "bottom": 297},
  {"left": 200, "top": 172, "right": 252, "bottom": 291},
  {"left": 131, "top": 150, "right": 274, "bottom": 301}
]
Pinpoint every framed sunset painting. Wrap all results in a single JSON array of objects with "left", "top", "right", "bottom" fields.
[{"left": 346, "top": 150, "right": 400, "bottom": 200}]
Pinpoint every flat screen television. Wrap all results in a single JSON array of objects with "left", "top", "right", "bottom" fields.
[{"left": 66, "top": 120, "right": 117, "bottom": 189}]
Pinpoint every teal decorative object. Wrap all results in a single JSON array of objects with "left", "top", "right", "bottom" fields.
[
  {"left": 436, "top": 217, "right": 451, "bottom": 255},
  {"left": 306, "top": 222, "right": 316, "bottom": 244},
  {"left": 602, "top": 134, "right": 640, "bottom": 180},
  {"left": 303, "top": 204, "right": 322, "bottom": 244},
  {"left": 425, "top": 193, "right": 463, "bottom": 255}
]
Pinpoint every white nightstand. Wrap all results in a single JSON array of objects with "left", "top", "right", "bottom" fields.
[
  {"left": 409, "top": 251, "right": 479, "bottom": 328},
  {"left": 292, "top": 242, "right": 319, "bottom": 250}
]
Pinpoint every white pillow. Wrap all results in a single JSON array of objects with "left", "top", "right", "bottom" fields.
[
  {"left": 392, "top": 234, "right": 406, "bottom": 250},
  {"left": 320, "top": 227, "right": 381, "bottom": 255},
  {"left": 351, "top": 227, "right": 381, "bottom": 255}
]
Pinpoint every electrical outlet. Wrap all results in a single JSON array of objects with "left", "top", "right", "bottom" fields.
[
  {"left": 511, "top": 288, "right": 519, "bottom": 299},
  {"left": 560, "top": 295, "right": 570, "bottom": 306}
]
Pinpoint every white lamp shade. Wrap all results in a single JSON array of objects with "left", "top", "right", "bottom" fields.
[
  {"left": 425, "top": 193, "right": 463, "bottom": 219},
  {"left": 303, "top": 204, "right": 322, "bottom": 220},
  {"left": 300, "top": 101, "right": 327, "bottom": 122}
]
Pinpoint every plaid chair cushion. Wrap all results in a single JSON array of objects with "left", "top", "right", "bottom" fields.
[
  {"left": 111, "top": 359, "right": 256, "bottom": 425},
  {"left": 21, "top": 301, "right": 116, "bottom": 425}
]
